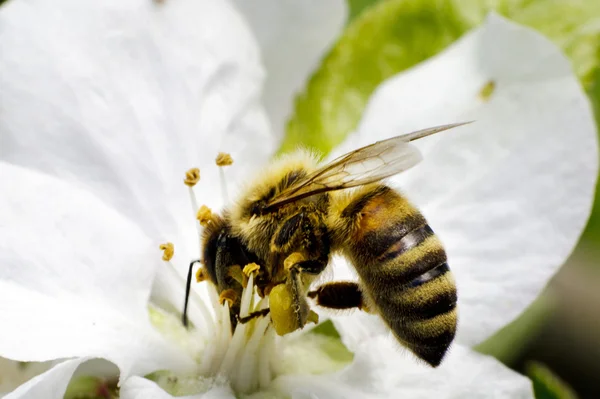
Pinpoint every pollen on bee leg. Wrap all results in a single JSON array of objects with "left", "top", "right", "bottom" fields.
[
  {"left": 219, "top": 289, "right": 238, "bottom": 307},
  {"left": 159, "top": 242, "right": 175, "bottom": 261},
  {"left": 196, "top": 205, "right": 214, "bottom": 227},
  {"left": 307, "top": 310, "right": 319, "bottom": 325}
]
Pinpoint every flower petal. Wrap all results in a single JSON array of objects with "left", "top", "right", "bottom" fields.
[
  {"left": 269, "top": 338, "right": 532, "bottom": 398},
  {"left": 0, "top": 358, "right": 53, "bottom": 396},
  {"left": 337, "top": 14, "right": 598, "bottom": 345},
  {"left": 120, "top": 376, "right": 235, "bottom": 399},
  {"left": 232, "top": 0, "right": 347, "bottom": 137},
  {"left": 0, "top": 163, "right": 194, "bottom": 380},
  {"left": 0, "top": 0, "right": 274, "bottom": 240},
  {"left": 3, "top": 358, "right": 88, "bottom": 399}
]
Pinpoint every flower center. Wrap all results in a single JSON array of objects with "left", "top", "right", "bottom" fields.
[{"left": 151, "top": 156, "right": 354, "bottom": 396}]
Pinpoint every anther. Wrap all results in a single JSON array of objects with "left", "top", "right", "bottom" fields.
[
  {"left": 183, "top": 168, "right": 200, "bottom": 187},
  {"left": 283, "top": 252, "right": 304, "bottom": 271},
  {"left": 195, "top": 267, "right": 208, "bottom": 283},
  {"left": 243, "top": 263, "right": 260, "bottom": 277},
  {"left": 215, "top": 152, "right": 234, "bottom": 167},
  {"left": 216, "top": 153, "right": 233, "bottom": 203},
  {"left": 219, "top": 289, "right": 238, "bottom": 307},
  {"left": 242, "top": 263, "right": 260, "bottom": 288},
  {"left": 196, "top": 205, "right": 213, "bottom": 227},
  {"left": 159, "top": 242, "right": 174, "bottom": 261}
]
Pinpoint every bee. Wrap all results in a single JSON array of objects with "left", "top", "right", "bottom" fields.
[{"left": 184, "top": 122, "right": 465, "bottom": 367}]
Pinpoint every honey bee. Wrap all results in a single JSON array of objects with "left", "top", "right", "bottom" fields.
[{"left": 185, "top": 122, "right": 466, "bottom": 367}]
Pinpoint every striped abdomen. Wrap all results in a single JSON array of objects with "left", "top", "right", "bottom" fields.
[{"left": 342, "top": 185, "right": 457, "bottom": 367}]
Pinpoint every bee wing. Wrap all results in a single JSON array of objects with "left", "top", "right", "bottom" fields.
[{"left": 265, "top": 122, "right": 470, "bottom": 210}]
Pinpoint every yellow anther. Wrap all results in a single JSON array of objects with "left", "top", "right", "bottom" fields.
[
  {"left": 284, "top": 252, "right": 305, "bottom": 271},
  {"left": 219, "top": 289, "right": 238, "bottom": 307},
  {"left": 196, "top": 205, "right": 213, "bottom": 227},
  {"left": 183, "top": 168, "right": 200, "bottom": 187},
  {"left": 159, "top": 242, "right": 174, "bottom": 261},
  {"left": 307, "top": 310, "right": 319, "bottom": 325},
  {"left": 215, "top": 152, "right": 233, "bottom": 167},
  {"left": 195, "top": 267, "right": 208, "bottom": 283},
  {"left": 243, "top": 263, "right": 260, "bottom": 277}
]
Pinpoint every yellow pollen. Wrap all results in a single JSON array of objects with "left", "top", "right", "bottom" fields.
[
  {"left": 195, "top": 267, "right": 209, "bottom": 283},
  {"left": 243, "top": 263, "right": 260, "bottom": 277},
  {"left": 183, "top": 168, "right": 200, "bottom": 187},
  {"left": 219, "top": 289, "right": 238, "bottom": 307},
  {"left": 307, "top": 310, "right": 319, "bottom": 325},
  {"left": 196, "top": 205, "right": 213, "bottom": 227},
  {"left": 159, "top": 242, "right": 174, "bottom": 261},
  {"left": 215, "top": 152, "right": 234, "bottom": 167}
]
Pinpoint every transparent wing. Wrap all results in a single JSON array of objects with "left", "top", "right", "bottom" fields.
[{"left": 264, "top": 122, "right": 470, "bottom": 210}]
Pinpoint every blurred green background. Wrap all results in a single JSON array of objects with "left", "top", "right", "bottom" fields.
[{"left": 283, "top": 0, "right": 600, "bottom": 398}]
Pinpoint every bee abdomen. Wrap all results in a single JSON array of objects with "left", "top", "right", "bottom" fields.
[{"left": 359, "top": 223, "right": 457, "bottom": 367}]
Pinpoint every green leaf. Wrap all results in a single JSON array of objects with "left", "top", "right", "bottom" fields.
[
  {"left": 282, "top": 0, "right": 600, "bottom": 156},
  {"left": 347, "top": 0, "right": 381, "bottom": 21},
  {"left": 527, "top": 362, "right": 579, "bottom": 399}
]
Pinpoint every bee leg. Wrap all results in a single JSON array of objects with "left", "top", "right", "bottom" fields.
[
  {"left": 285, "top": 254, "right": 329, "bottom": 327},
  {"left": 308, "top": 281, "right": 373, "bottom": 313},
  {"left": 237, "top": 308, "right": 271, "bottom": 324}
]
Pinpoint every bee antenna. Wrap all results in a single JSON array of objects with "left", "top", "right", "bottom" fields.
[{"left": 182, "top": 259, "right": 203, "bottom": 327}]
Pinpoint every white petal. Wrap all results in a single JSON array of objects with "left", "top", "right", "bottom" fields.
[
  {"left": 120, "top": 376, "right": 235, "bottom": 399},
  {"left": 0, "top": 163, "right": 194, "bottom": 380},
  {"left": 3, "top": 358, "right": 88, "bottom": 399},
  {"left": 269, "top": 338, "right": 532, "bottom": 398},
  {"left": 341, "top": 14, "right": 598, "bottom": 345},
  {"left": 0, "top": 358, "right": 53, "bottom": 396},
  {"left": 232, "top": 0, "right": 347, "bottom": 136},
  {"left": 0, "top": 0, "right": 274, "bottom": 241}
]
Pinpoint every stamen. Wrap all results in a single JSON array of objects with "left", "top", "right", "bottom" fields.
[
  {"left": 196, "top": 205, "right": 214, "bottom": 227},
  {"left": 183, "top": 168, "right": 201, "bottom": 187},
  {"left": 195, "top": 267, "right": 209, "bottom": 283},
  {"left": 158, "top": 256, "right": 214, "bottom": 339},
  {"left": 183, "top": 169, "right": 203, "bottom": 241},
  {"left": 159, "top": 242, "right": 174, "bottom": 261},
  {"left": 215, "top": 152, "right": 233, "bottom": 203},
  {"left": 215, "top": 152, "right": 234, "bottom": 167},
  {"left": 243, "top": 263, "right": 260, "bottom": 276}
]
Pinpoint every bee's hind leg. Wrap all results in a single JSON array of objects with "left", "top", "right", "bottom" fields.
[{"left": 308, "top": 281, "right": 374, "bottom": 313}]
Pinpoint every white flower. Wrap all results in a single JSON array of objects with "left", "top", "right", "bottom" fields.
[{"left": 0, "top": 0, "right": 597, "bottom": 398}]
